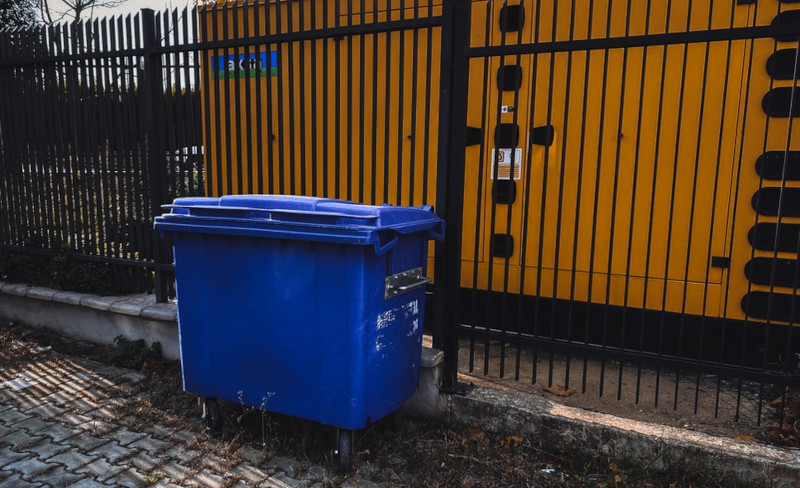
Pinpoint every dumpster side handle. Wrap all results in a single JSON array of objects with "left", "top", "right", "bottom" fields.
[
  {"left": 427, "top": 221, "right": 445, "bottom": 242},
  {"left": 374, "top": 231, "right": 399, "bottom": 256}
]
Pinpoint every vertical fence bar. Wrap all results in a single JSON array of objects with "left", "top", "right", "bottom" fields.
[
  {"left": 252, "top": 4, "right": 264, "bottom": 195},
  {"left": 131, "top": 14, "right": 148, "bottom": 279},
  {"left": 121, "top": 15, "right": 139, "bottom": 263},
  {"left": 606, "top": 0, "right": 633, "bottom": 402},
  {"left": 298, "top": 0, "right": 308, "bottom": 197},
  {"left": 434, "top": 0, "right": 470, "bottom": 391},
  {"left": 646, "top": 0, "right": 675, "bottom": 409},
  {"left": 357, "top": 0, "right": 366, "bottom": 203},
  {"left": 632, "top": 0, "right": 656, "bottom": 406},
  {"left": 468, "top": 0, "right": 490, "bottom": 376},
  {"left": 407, "top": 0, "right": 419, "bottom": 206},
  {"left": 381, "top": 2, "right": 392, "bottom": 203},
  {"left": 568, "top": 0, "right": 598, "bottom": 393},
  {"left": 190, "top": 8, "right": 202, "bottom": 198},
  {"left": 684, "top": 1, "right": 724, "bottom": 415},
  {"left": 98, "top": 18, "right": 116, "bottom": 264},
  {"left": 421, "top": 8, "right": 435, "bottom": 205},
  {"left": 0, "top": 31, "right": 10, "bottom": 245},
  {"left": 241, "top": 3, "right": 254, "bottom": 195},
  {"left": 27, "top": 28, "right": 51, "bottom": 252},
  {"left": 162, "top": 10, "right": 178, "bottom": 200},
  {"left": 4, "top": 32, "right": 26, "bottom": 248},
  {"left": 345, "top": 0, "right": 354, "bottom": 202},
  {"left": 274, "top": 1, "right": 288, "bottom": 195},
  {"left": 557, "top": 0, "right": 579, "bottom": 391},
  {"left": 221, "top": 3, "right": 234, "bottom": 195},
  {"left": 368, "top": 0, "right": 378, "bottom": 204},
  {"left": 394, "top": 0, "right": 406, "bottom": 206},
  {"left": 780, "top": 43, "right": 800, "bottom": 430},
  {"left": 141, "top": 9, "right": 168, "bottom": 302},
  {"left": 333, "top": 0, "right": 342, "bottom": 199},
  {"left": 309, "top": 1, "right": 320, "bottom": 197}
]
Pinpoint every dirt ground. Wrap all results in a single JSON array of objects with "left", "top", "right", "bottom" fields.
[{"left": 1, "top": 321, "right": 795, "bottom": 487}]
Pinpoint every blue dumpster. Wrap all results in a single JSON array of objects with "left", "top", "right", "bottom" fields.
[{"left": 154, "top": 195, "right": 443, "bottom": 452}]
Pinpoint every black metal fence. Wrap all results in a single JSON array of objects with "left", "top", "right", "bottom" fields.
[
  {"left": 436, "top": 0, "right": 800, "bottom": 429},
  {"left": 1, "top": 0, "right": 800, "bottom": 429},
  {"left": 0, "top": 9, "right": 203, "bottom": 297}
]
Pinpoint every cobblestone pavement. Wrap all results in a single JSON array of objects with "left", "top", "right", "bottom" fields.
[{"left": 0, "top": 334, "right": 360, "bottom": 488}]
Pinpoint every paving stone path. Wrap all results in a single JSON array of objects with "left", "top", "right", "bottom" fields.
[{"left": 0, "top": 334, "right": 379, "bottom": 488}]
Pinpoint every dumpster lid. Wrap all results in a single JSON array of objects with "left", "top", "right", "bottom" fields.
[{"left": 154, "top": 195, "right": 444, "bottom": 254}]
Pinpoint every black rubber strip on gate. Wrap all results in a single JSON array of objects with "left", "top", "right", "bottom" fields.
[
  {"left": 745, "top": 257, "right": 800, "bottom": 288},
  {"left": 756, "top": 151, "right": 800, "bottom": 180},
  {"left": 751, "top": 187, "right": 800, "bottom": 217}
]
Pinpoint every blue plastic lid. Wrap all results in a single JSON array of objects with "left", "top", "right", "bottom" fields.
[{"left": 154, "top": 195, "right": 444, "bottom": 255}]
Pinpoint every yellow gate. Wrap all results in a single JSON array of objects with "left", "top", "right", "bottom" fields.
[{"left": 199, "top": 0, "right": 800, "bottom": 326}]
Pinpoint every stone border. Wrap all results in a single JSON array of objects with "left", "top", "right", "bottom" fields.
[
  {"left": 443, "top": 386, "right": 800, "bottom": 487},
  {"left": 0, "top": 282, "right": 177, "bottom": 322},
  {"left": 0, "top": 282, "right": 179, "bottom": 359}
]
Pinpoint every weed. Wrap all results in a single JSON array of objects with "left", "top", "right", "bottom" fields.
[
  {"left": 105, "top": 335, "right": 162, "bottom": 371},
  {"left": 235, "top": 390, "right": 276, "bottom": 449},
  {"left": 143, "top": 472, "right": 162, "bottom": 484}
]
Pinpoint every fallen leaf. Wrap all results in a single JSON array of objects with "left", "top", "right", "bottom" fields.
[
  {"left": 735, "top": 434, "right": 758, "bottom": 443},
  {"left": 543, "top": 384, "right": 576, "bottom": 397},
  {"left": 502, "top": 435, "right": 523, "bottom": 448}
]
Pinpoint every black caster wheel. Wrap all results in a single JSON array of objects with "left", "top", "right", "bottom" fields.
[
  {"left": 337, "top": 428, "right": 352, "bottom": 473},
  {"left": 202, "top": 396, "right": 223, "bottom": 435},
  {"left": 389, "top": 408, "right": 405, "bottom": 431}
]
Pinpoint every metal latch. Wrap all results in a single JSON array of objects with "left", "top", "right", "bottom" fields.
[{"left": 385, "top": 267, "right": 431, "bottom": 299}]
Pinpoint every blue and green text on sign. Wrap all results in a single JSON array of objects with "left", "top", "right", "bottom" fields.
[{"left": 214, "top": 51, "right": 277, "bottom": 79}]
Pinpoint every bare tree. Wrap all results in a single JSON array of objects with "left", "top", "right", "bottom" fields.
[
  {"left": 0, "top": 0, "right": 38, "bottom": 29},
  {"left": 38, "top": 0, "right": 126, "bottom": 25}
]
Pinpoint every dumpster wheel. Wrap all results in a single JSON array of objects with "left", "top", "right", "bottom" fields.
[
  {"left": 202, "top": 397, "right": 223, "bottom": 435},
  {"left": 336, "top": 428, "right": 352, "bottom": 473}
]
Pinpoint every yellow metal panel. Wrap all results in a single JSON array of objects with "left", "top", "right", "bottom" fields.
[
  {"left": 723, "top": 2, "right": 800, "bottom": 321},
  {"left": 201, "top": 0, "right": 441, "bottom": 205},
  {"left": 200, "top": 0, "right": 800, "bottom": 324},
  {"left": 462, "top": 0, "right": 752, "bottom": 317}
]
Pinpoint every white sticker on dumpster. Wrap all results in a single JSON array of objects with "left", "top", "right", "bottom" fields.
[
  {"left": 375, "top": 299, "right": 421, "bottom": 353},
  {"left": 407, "top": 318, "right": 419, "bottom": 338},
  {"left": 376, "top": 310, "right": 394, "bottom": 330},
  {"left": 376, "top": 299, "right": 419, "bottom": 332}
]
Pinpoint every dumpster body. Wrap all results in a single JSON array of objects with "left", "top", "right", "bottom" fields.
[{"left": 155, "top": 195, "right": 442, "bottom": 430}]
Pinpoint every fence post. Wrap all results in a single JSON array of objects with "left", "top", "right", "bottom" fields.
[
  {"left": 433, "top": 0, "right": 471, "bottom": 393},
  {"left": 141, "top": 9, "right": 169, "bottom": 302}
]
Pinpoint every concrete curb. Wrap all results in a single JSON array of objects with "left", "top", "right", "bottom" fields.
[
  {"left": 0, "top": 282, "right": 179, "bottom": 359},
  {"left": 441, "top": 386, "right": 800, "bottom": 487}
]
